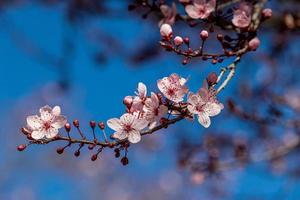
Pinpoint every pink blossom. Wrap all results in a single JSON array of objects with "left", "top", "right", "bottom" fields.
[
  {"left": 248, "top": 37, "right": 260, "bottom": 51},
  {"left": 262, "top": 8, "right": 272, "bottom": 19},
  {"left": 185, "top": 0, "right": 216, "bottom": 20},
  {"left": 131, "top": 82, "right": 147, "bottom": 112},
  {"left": 26, "top": 105, "right": 67, "bottom": 140},
  {"left": 187, "top": 92, "right": 222, "bottom": 128},
  {"left": 159, "top": 3, "right": 177, "bottom": 26},
  {"left": 187, "top": 83, "right": 223, "bottom": 128},
  {"left": 160, "top": 23, "right": 173, "bottom": 38},
  {"left": 157, "top": 73, "right": 188, "bottom": 103},
  {"left": 107, "top": 113, "right": 148, "bottom": 143},
  {"left": 200, "top": 30, "right": 209, "bottom": 40},
  {"left": 174, "top": 36, "right": 183, "bottom": 46},
  {"left": 232, "top": 3, "right": 252, "bottom": 28},
  {"left": 143, "top": 92, "right": 168, "bottom": 129}
]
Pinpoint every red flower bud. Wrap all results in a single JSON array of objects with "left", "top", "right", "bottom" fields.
[
  {"left": 200, "top": 30, "right": 209, "bottom": 40},
  {"left": 65, "top": 123, "right": 71, "bottom": 132},
  {"left": 121, "top": 157, "right": 129, "bottom": 166},
  {"left": 123, "top": 96, "right": 133, "bottom": 108},
  {"left": 90, "top": 121, "right": 96, "bottom": 129},
  {"left": 98, "top": 122, "right": 105, "bottom": 130},
  {"left": 56, "top": 147, "right": 64, "bottom": 154},
  {"left": 74, "top": 150, "right": 80, "bottom": 157},
  {"left": 206, "top": 72, "right": 218, "bottom": 86},
  {"left": 73, "top": 120, "right": 80, "bottom": 128},
  {"left": 91, "top": 154, "right": 98, "bottom": 161},
  {"left": 17, "top": 144, "right": 26, "bottom": 151}
]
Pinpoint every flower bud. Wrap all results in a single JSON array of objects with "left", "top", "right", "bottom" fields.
[
  {"left": 17, "top": 144, "right": 26, "bottom": 151},
  {"left": 90, "top": 121, "right": 96, "bottom": 129},
  {"left": 123, "top": 96, "right": 133, "bottom": 108},
  {"left": 73, "top": 120, "right": 79, "bottom": 128},
  {"left": 56, "top": 147, "right": 64, "bottom": 154},
  {"left": 91, "top": 154, "right": 98, "bottom": 161},
  {"left": 74, "top": 150, "right": 80, "bottom": 157},
  {"left": 248, "top": 37, "right": 260, "bottom": 51},
  {"left": 217, "top": 34, "right": 224, "bottom": 41},
  {"left": 183, "top": 37, "right": 190, "bottom": 45},
  {"left": 65, "top": 123, "right": 71, "bottom": 132},
  {"left": 174, "top": 36, "right": 183, "bottom": 46},
  {"left": 98, "top": 122, "right": 105, "bottom": 130},
  {"left": 121, "top": 156, "right": 129, "bottom": 165},
  {"left": 262, "top": 8, "right": 272, "bottom": 19},
  {"left": 200, "top": 30, "right": 209, "bottom": 40},
  {"left": 160, "top": 24, "right": 173, "bottom": 38},
  {"left": 114, "top": 148, "right": 120, "bottom": 158},
  {"left": 206, "top": 72, "right": 218, "bottom": 86}
]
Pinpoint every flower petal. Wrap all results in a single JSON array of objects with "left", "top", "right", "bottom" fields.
[
  {"left": 197, "top": 112, "right": 211, "bottom": 128},
  {"left": 132, "top": 118, "right": 148, "bottom": 130},
  {"left": 149, "top": 121, "right": 157, "bottom": 129},
  {"left": 45, "top": 128, "right": 58, "bottom": 139},
  {"left": 150, "top": 92, "right": 159, "bottom": 108},
  {"left": 52, "top": 115, "right": 67, "bottom": 129},
  {"left": 52, "top": 106, "right": 61, "bottom": 116},
  {"left": 137, "top": 82, "right": 147, "bottom": 98},
  {"left": 185, "top": 5, "right": 200, "bottom": 19},
  {"left": 40, "top": 105, "right": 54, "bottom": 121},
  {"left": 26, "top": 115, "right": 43, "bottom": 130},
  {"left": 128, "top": 130, "right": 141, "bottom": 143},
  {"left": 120, "top": 113, "right": 135, "bottom": 125},
  {"left": 31, "top": 130, "right": 45, "bottom": 140},
  {"left": 113, "top": 131, "right": 128, "bottom": 140},
  {"left": 107, "top": 118, "right": 123, "bottom": 131},
  {"left": 203, "top": 103, "right": 221, "bottom": 117}
]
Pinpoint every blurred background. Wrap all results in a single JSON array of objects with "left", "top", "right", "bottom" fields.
[{"left": 1, "top": 0, "right": 300, "bottom": 199}]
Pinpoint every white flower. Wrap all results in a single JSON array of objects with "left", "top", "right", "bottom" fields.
[
  {"left": 143, "top": 92, "right": 168, "bottom": 129},
  {"left": 187, "top": 89, "right": 223, "bottom": 128},
  {"left": 160, "top": 23, "right": 173, "bottom": 38},
  {"left": 107, "top": 113, "right": 148, "bottom": 143},
  {"left": 157, "top": 73, "right": 188, "bottom": 103},
  {"left": 26, "top": 105, "right": 67, "bottom": 140},
  {"left": 131, "top": 82, "right": 147, "bottom": 112},
  {"left": 185, "top": 0, "right": 216, "bottom": 20}
]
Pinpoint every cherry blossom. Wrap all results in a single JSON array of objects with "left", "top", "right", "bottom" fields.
[
  {"left": 131, "top": 82, "right": 147, "bottom": 112},
  {"left": 159, "top": 3, "right": 177, "bottom": 26},
  {"left": 248, "top": 37, "right": 260, "bottom": 51},
  {"left": 26, "top": 105, "right": 67, "bottom": 140},
  {"left": 262, "top": 8, "right": 272, "bottom": 19},
  {"left": 157, "top": 73, "right": 188, "bottom": 103},
  {"left": 174, "top": 36, "right": 183, "bottom": 46},
  {"left": 187, "top": 83, "right": 223, "bottom": 128},
  {"left": 143, "top": 92, "right": 168, "bottom": 129},
  {"left": 200, "top": 30, "right": 209, "bottom": 40},
  {"left": 185, "top": 0, "right": 216, "bottom": 20},
  {"left": 232, "top": 3, "right": 252, "bottom": 28},
  {"left": 160, "top": 23, "right": 173, "bottom": 39},
  {"left": 107, "top": 113, "right": 148, "bottom": 143}
]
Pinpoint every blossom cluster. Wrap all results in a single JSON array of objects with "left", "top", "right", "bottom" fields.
[
  {"left": 24, "top": 73, "right": 223, "bottom": 145},
  {"left": 159, "top": 1, "right": 272, "bottom": 58}
]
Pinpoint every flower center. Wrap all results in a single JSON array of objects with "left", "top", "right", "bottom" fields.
[
  {"left": 198, "top": 7, "right": 206, "bottom": 16},
  {"left": 196, "top": 105, "right": 204, "bottom": 112},
  {"left": 43, "top": 121, "right": 51, "bottom": 130},
  {"left": 167, "top": 88, "right": 176, "bottom": 96},
  {"left": 124, "top": 124, "right": 132, "bottom": 133},
  {"left": 154, "top": 108, "right": 159, "bottom": 116}
]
